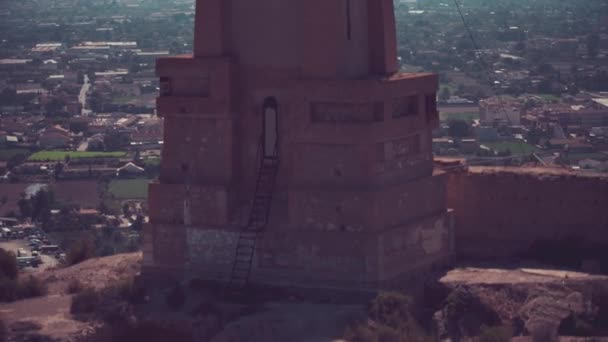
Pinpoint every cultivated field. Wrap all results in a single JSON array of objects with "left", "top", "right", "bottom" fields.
[
  {"left": 109, "top": 178, "right": 149, "bottom": 199},
  {"left": 0, "top": 148, "right": 30, "bottom": 161},
  {"left": 482, "top": 141, "right": 539, "bottom": 154},
  {"left": 28, "top": 151, "right": 126, "bottom": 161},
  {"left": 440, "top": 111, "right": 480, "bottom": 122},
  {"left": 52, "top": 180, "right": 100, "bottom": 208}
]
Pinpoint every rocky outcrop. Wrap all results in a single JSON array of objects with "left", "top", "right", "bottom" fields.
[{"left": 434, "top": 267, "right": 608, "bottom": 340}]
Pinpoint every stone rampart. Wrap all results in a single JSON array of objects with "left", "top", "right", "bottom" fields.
[{"left": 446, "top": 166, "right": 608, "bottom": 260}]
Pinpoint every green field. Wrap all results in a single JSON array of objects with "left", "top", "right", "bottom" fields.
[
  {"left": 143, "top": 158, "right": 161, "bottom": 167},
  {"left": 440, "top": 111, "right": 480, "bottom": 122},
  {"left": 0, "top": 148, "right": 30, "bottom": 161},
  {"left": 112, "top": 96, "right": 138, "bottom": 105},
  {"left": 109, "top": 178, "right": 150, "bottom": 199},
  {"left": 483, "top": 142, "right": 539, "bottom": 154},
  {"left": 28, "top": 151, "right": 126, "bottom": 161},
  {"left": 535, "top": 94, "right": 560, "bottom": 102}
]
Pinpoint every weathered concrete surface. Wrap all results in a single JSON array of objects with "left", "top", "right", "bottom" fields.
[{"left": 144, "top": 211, "right": 452, "bottom": 290}]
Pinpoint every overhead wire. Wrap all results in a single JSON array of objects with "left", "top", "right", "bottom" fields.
[{"left": 451, "top": 0, "right": 529, "bottom": 158}]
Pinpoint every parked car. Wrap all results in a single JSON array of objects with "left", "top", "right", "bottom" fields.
[{"left": 28, "top": 239, "right": 41, "bottom": 247}]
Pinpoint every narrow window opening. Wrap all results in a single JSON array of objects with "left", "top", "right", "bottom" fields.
[
  {"left": 160, "top": 77, "right": 172, "bottom": 96},
  {"left": 346, "top": 0, "right": 352, "bottom": 41}
]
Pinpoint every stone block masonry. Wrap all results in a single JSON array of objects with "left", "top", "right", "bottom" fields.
[
  {"left": 143, "top": 0, "right": 452, "bottom": 290},
  {"left": 445, "top": 166, "right": 608, "bottom": 259}
]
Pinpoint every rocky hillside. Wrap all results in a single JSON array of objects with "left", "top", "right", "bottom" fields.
[{"left": 435, "top": 267, "right": 608, "bottom": 340}]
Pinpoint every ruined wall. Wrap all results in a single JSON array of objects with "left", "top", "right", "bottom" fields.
[{"left": 446, "top": 166, "right": 608, "bottom": 258}]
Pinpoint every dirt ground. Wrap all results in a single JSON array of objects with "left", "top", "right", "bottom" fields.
[
  {"left": 39, "top": 252, "right": 141, "bottom": 295},
  {"left": 0, "top": 294, "right": 94, "bottom": 340},
  {"left": 0, "top": 252, "right": 141, "bottom": 341},
  {"left": 440, "top": 266, "right": 608, "bottom": 285}
]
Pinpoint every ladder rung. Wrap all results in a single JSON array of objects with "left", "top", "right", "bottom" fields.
[
  {"left": 236, "top": 245, "right": 254, "bottom": 250},
  {"left": 237, "top": 240, "right": 255, "bottom": 246}
]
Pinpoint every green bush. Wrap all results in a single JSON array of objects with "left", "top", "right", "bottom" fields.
[
  {"left": 476, "top": 325, "right": 512, "bottom": 342},
  {"left": 0, "top": 249, "right": 17, "bottom": 280},
  {"left": 66, "top": 239, "right": 96, "bottom": 266},
  {"left": 71, "top": 288, "right": 100, "bottom": 315}
]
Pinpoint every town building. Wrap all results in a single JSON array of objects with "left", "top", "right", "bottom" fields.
[{"left": 479, "top": 96, "right": 522, "bottom": 125}]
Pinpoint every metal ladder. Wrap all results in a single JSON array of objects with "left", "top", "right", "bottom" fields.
[{"left": 229, "top": 154, "right": 279, "bottom": 286}]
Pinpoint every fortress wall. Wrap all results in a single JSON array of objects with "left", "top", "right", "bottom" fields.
[{"left": 446, "top": 166, "right": 608, "bottom": 258}]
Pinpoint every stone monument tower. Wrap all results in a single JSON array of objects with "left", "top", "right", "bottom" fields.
[{"left": 143, "top": 0, "right": 453, "bottom": 289}]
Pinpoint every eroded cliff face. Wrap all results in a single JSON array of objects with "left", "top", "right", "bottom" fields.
[
  {"left": 435, "top": 267, "right": 608, "bottom": 340},
  {"left": 444, "top": 166, "right": 608, "bottom": 263}
]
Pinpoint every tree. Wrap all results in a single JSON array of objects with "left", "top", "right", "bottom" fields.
[
  {"left": 448, "top": 120, "right": 470, "bottom": 137},
  {"left": 131, "top": 215, "right": 144, "bottom": 231},
  {"left": 103, "top": 132, "right": 130, "bottom": 151},
  {"left": 0, "top": 249, "right": 18, "bottom": 280},
  {"left": 6, "top": 153, "right": 27, "bottom": 170},
  {"left": 439, "top": 87, "right": 451, "bottom": 102},
  {"left": 31, "top": 190, "right": 53, "bottom": 224},
  {"left": 17, "top": 197, "right": 32, "bottom": 219},
  {"left": 44, "top": 98, "right": 68, "bottom": 117},
  {"left": 0, "top": 88, "right": 16, "bottom": 105},
  {"left": 66, "top": 239, "right": 96, "bottom": 266},
  {"left": 54, "top": 162, "right": 64, "bottom": 180},
  {"left": 69, "top": 121, "right": 88, "bottom": 134},
  {"left": 587, "top": 33, "right": 600, "bottom": 59},
  {"left": 122, "top": 203, "right": 131, "bottom": 217}
]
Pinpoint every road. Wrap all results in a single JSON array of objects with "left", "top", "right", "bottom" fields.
[
  {"left": 0, "top": 239, "right": 59, "bottom": 273},
  {"left": 78, "top": 74, "right": 92, "bottom": 116}
]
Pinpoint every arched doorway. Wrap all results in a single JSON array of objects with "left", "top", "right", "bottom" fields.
[{"left": 262, "top": 97, "right": 279, "bottom": 158}]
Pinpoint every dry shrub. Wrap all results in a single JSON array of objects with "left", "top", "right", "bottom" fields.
[
  {"left": 71, "top": 288, "right": 99, "bottom": 315},
  {"left": 105, "top": 277, "right": 145, "bottom": 305},
  {"left": 476, "top": 325, "right": 512, "bottom": 342},
  {"left": 0, "top": 278, "right": 17, "bottom": 302},
  {"left": 166, "top": 284, "right": 186, "bottom": 311},
  {"left": 70, "top": 277, "right": 145, "bottom": 324},
  {"left": 0, "top": 318, "right": 6, "bottom": 342},
  {"left": 66, "top": 278, "right": 84, "bottom": 294},
  {"left": 530, "top": 322, "right": 557, "bottom": 342},
  {"left": 16, "top": 275, "right": 47, "bottom": 298},
  {"left": 0, "top": 275, "right": 47, "bottom": 302},
  {"left": 344, "top": 292, "right": 432, "bottom": 342},
  {"left": 0, "top": 249, "right": 17, "bottom": 280},
  {"left": 66, "top": 239, "right": 95, "bottom": 266},
  {"left": 84, "top": 320, "right": 193, "bottom": 342}
]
